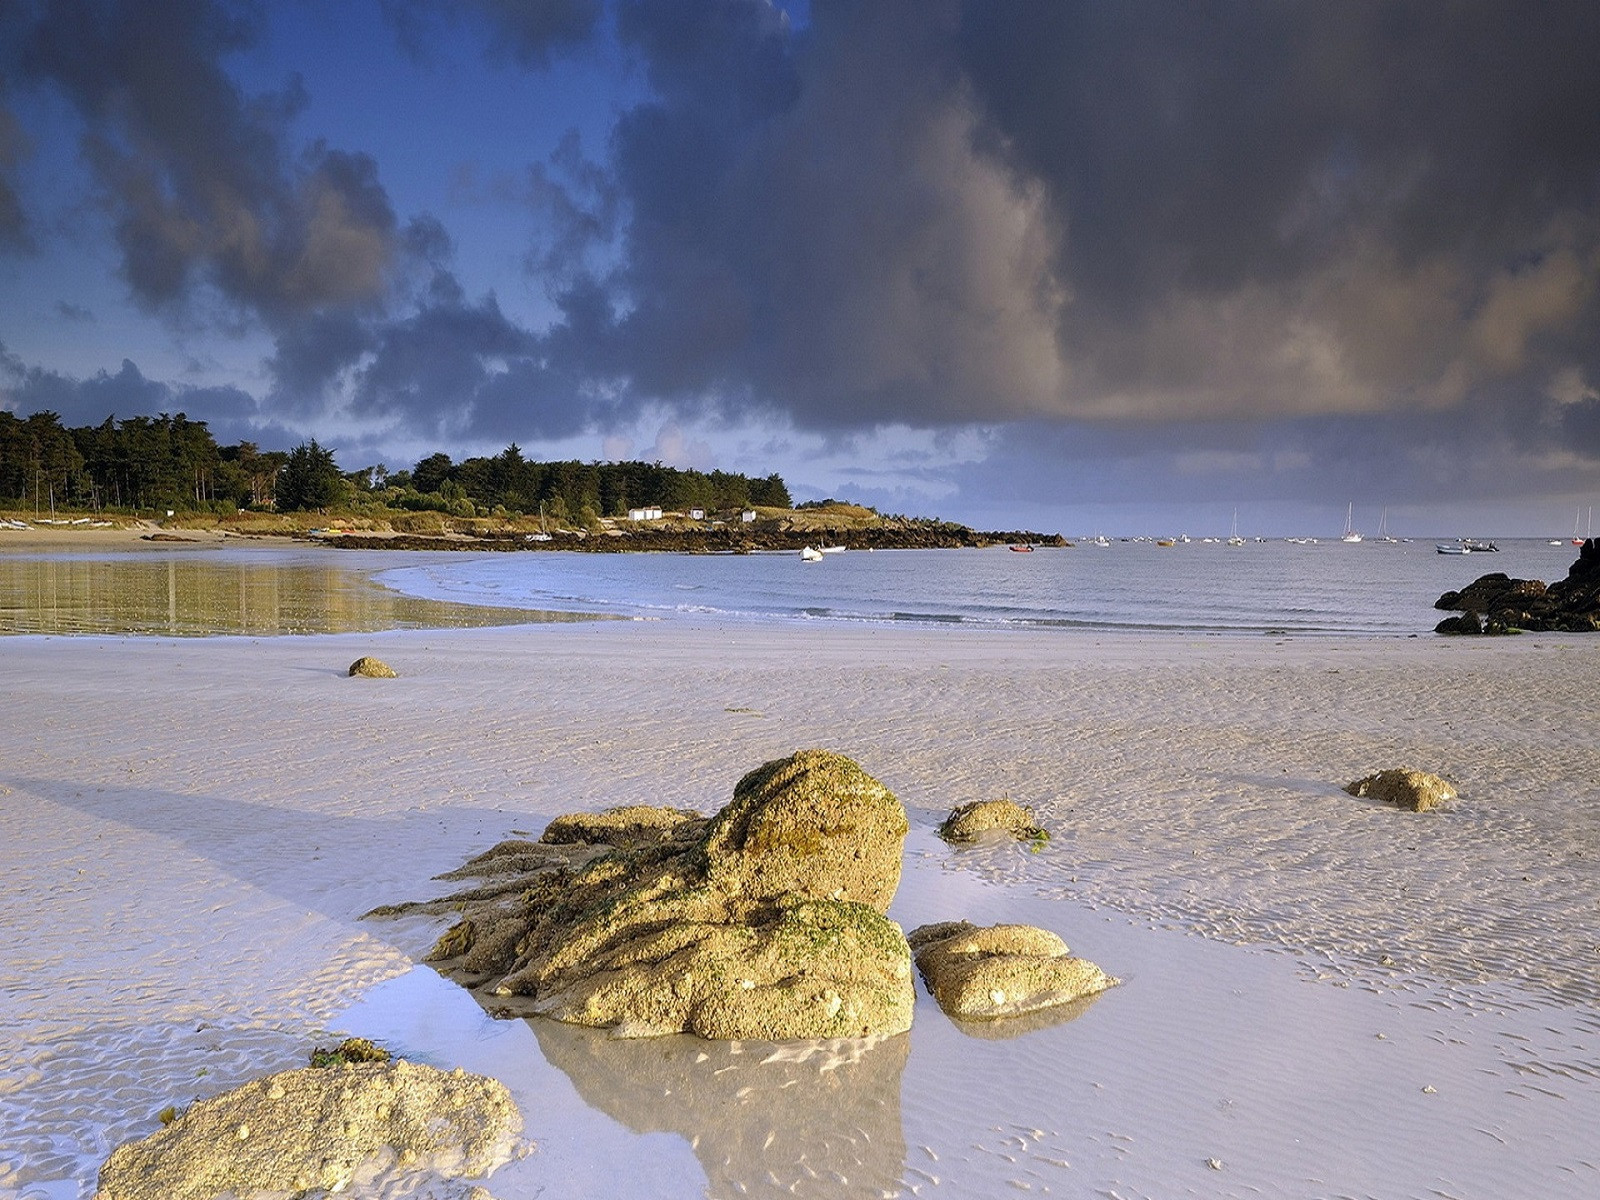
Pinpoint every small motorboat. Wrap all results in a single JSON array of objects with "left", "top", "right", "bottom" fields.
[
  {"left": 1009, "top": 544, "right": 1034, "bottom": 553},
  {"left": 799, "top": 545, "right": 823, "bottom": 562}
]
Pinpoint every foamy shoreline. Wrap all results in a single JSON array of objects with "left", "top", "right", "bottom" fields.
[{"left": 2, "top": 619, "right": 1597, "bottom": 1198}]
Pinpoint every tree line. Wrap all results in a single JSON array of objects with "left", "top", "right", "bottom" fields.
[{"left": 0, "top": 409, "right": 791, "bottom": 519}]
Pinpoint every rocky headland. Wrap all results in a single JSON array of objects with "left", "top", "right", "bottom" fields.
[
  {"left": 319, "top": 522, "right": 1066, "bottom": 554},
  {"left": 1435, "top": 538, "right": 1600, "bottom": 633}
]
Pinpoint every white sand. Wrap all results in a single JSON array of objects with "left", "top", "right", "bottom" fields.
[{"left": 2, "top": 621, "right": 1598, "bottom": 1198}]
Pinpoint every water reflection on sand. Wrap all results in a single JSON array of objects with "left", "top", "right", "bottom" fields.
[
  {"left": 533, "top": 1018, "right": 909, "bottom": 1200},
  {"left": 0, "top": 552, "right": 596, "bottom": 636}
]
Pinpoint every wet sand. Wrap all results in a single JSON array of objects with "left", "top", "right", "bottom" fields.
[{"left": 1, "top": 619, "right": 1597, "bottom": 1198}]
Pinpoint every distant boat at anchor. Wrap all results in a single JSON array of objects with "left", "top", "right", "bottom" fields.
[{"left": 1340, "top": 502, "right": 1362, "bottom": 543}]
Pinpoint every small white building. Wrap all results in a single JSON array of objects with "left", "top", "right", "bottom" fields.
[
  {"left": 688, "top": 507, "right": 706, "bottom": 521},
  {"left": 627, "top": 505, "right": 663, "bottom": 521},
  {"left": 740, "top": 509, "right": 757, "bottom": 524}
]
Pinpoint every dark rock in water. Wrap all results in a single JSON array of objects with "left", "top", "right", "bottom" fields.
[
  {"left": 937, "top": 799, "right": 1048, "bottom": 844},
  {"left": 1435, "top": 539, "right": 1600, "bottom": 633},
  {"left": 372, "top": 749, "right": 915, "bottom": 1040},
  {"left": 908, "top": 921, "right": 1114, "bottom": 1022}
]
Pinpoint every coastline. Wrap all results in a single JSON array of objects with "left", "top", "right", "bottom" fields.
[{"left": 2, "top": 619, "right": 1598, "bottom": 1197}]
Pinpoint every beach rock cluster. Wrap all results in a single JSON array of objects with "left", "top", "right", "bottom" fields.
[
  {"left": 378, "top": 750, "right": 917, "bottom": 1040},
  {"left": 95, "top": 1059, "right": 521, "bottom": 1200},
  {"left": 376, "top": 750, "right": 1113, "bottom": 1041},
  {"left": 908, "top": 922, "right": 1115, "bottom": 1021},
  {"left": 1435, "top": 539, "right": 1600, "bottom": 633},
  {"left": 937, "top": 798, "right": 1049, "bottom": 844},
  {"left": 1344, "top": 768, "right": 1457, "bottom": 812}
]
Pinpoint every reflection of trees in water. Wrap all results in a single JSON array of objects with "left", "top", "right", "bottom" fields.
[
  {"left": 531, "top": 1018, "right": 909, "bottom": 1200},
  {"left": 0, "top": 558, "right": 584, "bottom": 635}
]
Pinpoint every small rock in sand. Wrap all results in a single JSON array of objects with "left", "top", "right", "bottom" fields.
[
  {"left": 348, "top": 655, "right": 398, "bottom": 678},
  {"left": 1343, "top": 768, "right": 1457, "bottom": 812},
  {"left": 908, "top": 921, "right": 1114, "bottom": 1021},
  {"left": 937, "top": 799, "right": 1048, "bottom": 844},
  {"left": 95, "top": 1059, "right": 521, "bottom": 1200}
]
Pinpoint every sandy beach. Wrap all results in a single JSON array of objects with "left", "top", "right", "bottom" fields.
[{"left": 2, "top": 602, "right": 1598, "bottom": 1198}]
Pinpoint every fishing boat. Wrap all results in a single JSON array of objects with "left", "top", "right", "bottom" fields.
[
  {"left": 1009, "top": 544, "right": 1033, "bottom": 553},
  {"left": 1436, "top": 542, "right": 1471, "bottom": 555},
  {"left": 799, "top": 545, "right": 823, "bottom": 562},
  {"left": 1340, "top": 502, "right": 1362, "bottom": 543}
]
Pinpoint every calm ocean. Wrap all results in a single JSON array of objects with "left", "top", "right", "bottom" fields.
[{"left": 373, "top": 537, "right": 1578, "bottom": 637}]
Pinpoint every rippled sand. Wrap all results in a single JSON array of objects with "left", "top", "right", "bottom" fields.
[{"left": 2, "top": 621, "right": 1597, "bottom": 1198}]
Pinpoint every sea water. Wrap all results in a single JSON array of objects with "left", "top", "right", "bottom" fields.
[{"left": 373, "top": 537, "right": 1577, "bottom": 636}]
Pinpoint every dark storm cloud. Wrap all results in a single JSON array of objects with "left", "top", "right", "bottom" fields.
[
  {"left": 1, "top": 344, "right": 259, "bottom": 434},
  {"left": 12, "top": 0, "right": 400, "bottom": 323},
  {"left": 950, "top": 0, "right": 1600, "bottom": 422},
  {"left": 0, "top": 101, "right": 30, "bottom": 251},
  {"left": 341, "top": 272, "right": 600, "bottom": 442},
  {"left": 488, "top": 0, "right": 1600, "bottom": 445}
]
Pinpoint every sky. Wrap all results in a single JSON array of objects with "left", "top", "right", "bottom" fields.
[{"left": 3, "top": 0, "right": 1600, "bottom": 537}]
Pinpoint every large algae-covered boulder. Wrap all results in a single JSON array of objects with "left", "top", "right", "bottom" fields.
[
  {"left": 347, "top": 655, "right": 397, "bottom": 678},
  {"left": 1344, "top": 768, "right": 1457, "bottom": 812},
  {"left": 702, "top": 749, "right": 909, "bottom": 910},
  {"left": 937, "top": 799, "right": 1047, "bottom": 844},
  {"left": 908, "top": 921, "right": 1115, "bottom": 1021},
  {"left": 95, "top": 1060, "right": 521, "bottom": 1200},
  {"left": 376, "top": 750, "right": 915, "bottom": 1040},
  {"left": 530, "top": 895, "right": 914, "bottom": 1040}
]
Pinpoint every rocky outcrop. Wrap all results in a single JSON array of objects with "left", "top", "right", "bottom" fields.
[
  {"left": 373, "top": 750, "right": 916, "bottom": 1040},
  {"left": 95, "top": 1060, "right": 521, "bottom": 1200},
  {"left": 908, "top": 921, "right": 1115, "bottom": 1021},
  {"left": 1344, "top": 768, "right": 1457, "bottom": 812},
  {"left": 540, "top": 805, "right": 707, "bottom": 849},
  {"left": 348, "top": 655, "right": 398, "bottom": 677},
  {"left": 322, "top": 524, "right": 1068, "bottom": 554},
  {"left": 937, "top": 799, "right": 1048, "bottom": 844},
  {"left": 1435, "top": 540, "right": 1600, "bottom": 633}
]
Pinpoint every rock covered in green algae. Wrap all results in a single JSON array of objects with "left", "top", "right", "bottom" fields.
[
  {"left": 1344, "top": 768, "right": 1457, "bottom": 812},
  {"left": 908, "top": 921, "right": 1114, "bottom": 1021},
  {"left": 702, "top": 749, "right": 910, "bottom": 911},
  {"left": 379, "top": 749, "right": 916, "bottom": 1040},
  {"left": 540, "top": 804, "right": 708, "bottom": 849},
  {"left": 95, "top": 1059, "right": 521, "bottom": 1200},
  {"left": 936, "top": 798, "right": 1048, "bottom": 844},
  {"left": 347, "top": 655, "right": 397, "bottom": 678}
]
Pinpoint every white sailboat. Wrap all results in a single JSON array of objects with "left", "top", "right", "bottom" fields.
[
  {"left": 1227, "top": 508, "right": 1244, "bottom": 547},
  {"left": 1375, "top": 508, "right": 1399, "bottom": 543},
  {"left": 1340, "top": 502, "right": 1363, "bottom": 543}
]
